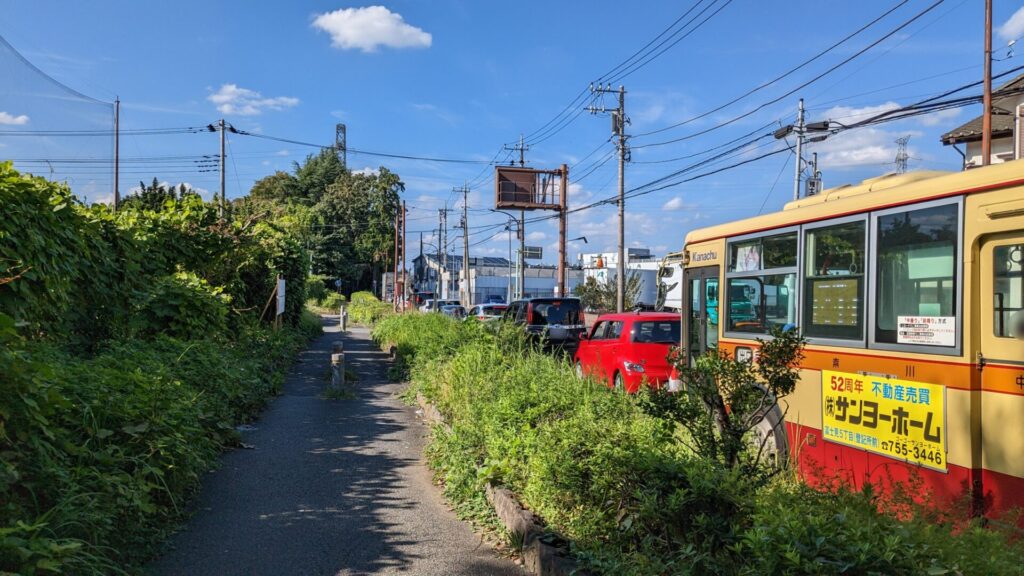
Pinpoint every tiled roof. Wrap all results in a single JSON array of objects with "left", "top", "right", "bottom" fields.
[{"left": 941, "top": 73, "right": 1024, "bottom": 144}]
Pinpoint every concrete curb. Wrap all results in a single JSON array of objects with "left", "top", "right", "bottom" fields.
[{"left": 414, "top": 393, "right": 587, "bottom": 576}]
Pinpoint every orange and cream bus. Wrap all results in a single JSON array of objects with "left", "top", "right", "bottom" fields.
[{"left": 681, "top": 162, "right": 1024, "bottom": 517}]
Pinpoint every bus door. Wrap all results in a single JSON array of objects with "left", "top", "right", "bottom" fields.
[
  {"left": 978, "top": 233, "right": 1024, "bottom": 513},
  {"left": 684, "top": 265, "right": 720, "bottom": 363}
]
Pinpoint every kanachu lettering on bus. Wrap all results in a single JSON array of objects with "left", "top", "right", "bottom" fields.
[{"left": 822, "top": 370, "right": 947, "bottom": 472}]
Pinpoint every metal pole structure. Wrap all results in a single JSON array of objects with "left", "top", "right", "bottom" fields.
[
  {"left": 558, "top": 164, "right": 568, "bottom": 297},
  {"left": 507, "top": 220, "right": 513, "bottom": 303},
  {"left": 616, "top": 85, "right": 626, "bottom": 313},
  {"left": 113, "top": 97, "right": 120, "bottom": 210},
  {"left": 218, "top": 119, "right": 226, "bottom": 218},
  {"left": 401, "top": 201, "right": 407, "bottom": 311},
  {"left": 982, "top": 0, "right": 993, "bottom": 166},
  {"left": 461, "top": 185, "right": 471, "bottom": 306},
  {"left": 792, "top": 98, "right": 805, "bottom": 201},
  {"left": 519, "top": 210, "right": 525, "bottom": 299},
  {"left": 441, "top": 209, "right": 448, "bottom": 299}
]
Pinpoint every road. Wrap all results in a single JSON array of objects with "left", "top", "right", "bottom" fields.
[{"left": 147, "top": 319, "right": 520, "bottom": 576}]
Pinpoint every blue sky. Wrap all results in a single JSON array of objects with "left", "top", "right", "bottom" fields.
[{"left": 2, "top": 0, "right": 1023, "bottom": 265}]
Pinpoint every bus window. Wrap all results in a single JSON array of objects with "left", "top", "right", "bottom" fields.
[
  {"left": 874, "top": 203, "right": 958, "bottom": 346},
  {"left": 726, "top": 230, "right": 798, "bottom": 336},
  {"left": 993, "top": 243, "right": 1023, "bottom": 338},
  {"left": 803, "top": 220, "right": 866, "bottom": 340}
]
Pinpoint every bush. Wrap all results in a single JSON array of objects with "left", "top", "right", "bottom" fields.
[
  {"left": 305, "top": 275, "right": 329, "bottom": 304},
  {"left": 0, "top": 311, "right": 310, "bottom": 574},
  {"left": 131, "top": 272, "right": 230, "bottom": 340},
  {"left": 348, "top": 291, "right": 393, "bottom": 325},
  {"left": 377, "top": 313, "right": 1024, "bottom": 576}
]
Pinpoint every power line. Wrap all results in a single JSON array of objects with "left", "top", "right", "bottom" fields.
[
  {"left": 633, "top": 0, "right": 910, "bottom": 139},
  {"left": 631, "top": 0, "right": 945, "bottom": 149}
]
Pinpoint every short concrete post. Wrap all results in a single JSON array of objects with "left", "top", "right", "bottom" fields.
[
  {"left": 331, "top": 352, "right": 345, "bottom": 390},
  {"left": 333, "top": 340, "right": 344, "bottom": 354},
  {"left": 340, "top": 305, "right": 348, "bottom": 331}
]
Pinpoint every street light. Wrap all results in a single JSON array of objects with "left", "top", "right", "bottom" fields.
[{"left": 491, "top": 209, "right": 522, "bottom": 301}]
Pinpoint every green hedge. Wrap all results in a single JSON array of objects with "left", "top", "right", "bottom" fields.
[
  {"left": 373, "top": 313, "right": 1024, "bottom": 576},
  {"left": 0, "top": 311, "right": 320, "bottom": 574},
  {"left": 347, "top": 291, "right": 394, "bottom": 325}
]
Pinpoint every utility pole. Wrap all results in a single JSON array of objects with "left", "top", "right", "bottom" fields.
[
  {"left": 504, "top": 134, "right": 529, "bottom": 167},
  {"left": 113, "top": 97, "right": 120, "bottom": 210},
  {"left": 401, "top": 200, "right": 407, "bottom": 311},
  {"left": 219, "top": 118, "right": 226, "bottom": 218},
  {"left": 557, "top": 164, "right": 568, "bottom": 297},
  {"left": 792, "top": 98, "right": 805, "bottom": 201},
  {"left": 441, "top": 208, "right": 448, "bottom": 299},
  {"left": 588, "top": 83, "right": 628, "bottom": 312},
  {"left": 982, "top": 0, "right": 993, "bottom": 166},
  {"left": 518, "top": 211, "right": 525, "bottom": 299},
  {"left": 393, "top": 205, "right": 400, "bottom": 310},
  {"left": 457, "top": 184, "right": 471, "bottom": 306}
]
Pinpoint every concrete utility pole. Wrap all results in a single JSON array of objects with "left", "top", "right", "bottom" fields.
[
  {"left": 518, "top": 211, "right": 525, "bottom": 299},
  {"left": 441, "top": 208, "right": 448, "bottom": 299},
  {"left": 113, "top": 97, "right": 120, "bottom": 210},
  {"left": 557, "top": 164, "right": 568, "bottom": 298},
  {"left": 588, "top": 84, "right": 628, "bottom": 312},
  {"left": 457, "top": 184, "right": 471, "bottom": 306},
  {"left": 792, "top": 99, "right": 805, "bottom": 201},
  {"left": 219, "top": 118, "right": 226, "bottom": 218},
  {"left": 401, "top": 200, "right": 407, "bottom": 310},
  {"left": 982, "top": 0, "right": 993, "bottom": 166},
  {"left": 504, "top": 134, "right": 529, "bottom": 167}
]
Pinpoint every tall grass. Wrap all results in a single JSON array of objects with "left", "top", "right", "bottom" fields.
[{"left": 374, "top": 313, "right": 1024, "bottom": 575}]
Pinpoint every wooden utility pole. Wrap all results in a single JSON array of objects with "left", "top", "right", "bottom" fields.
[
  {"left": 557, "top": 164, "right": 568, "bottom": 297},
  {"left": 218, "top": 118, "right": 226, "bottom": 218},
  {"left": 113, "top": 97, "right": 120, "bottom": 210},
  {"left": 393, "top": 204, "right": 400, "bottom": 311},
  {"left": 982, "top": 0, "right": 993, "bottom": 166}
]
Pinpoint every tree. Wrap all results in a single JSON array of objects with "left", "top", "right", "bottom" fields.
[
  {"left": 573, "top": 272, "right": 642, "bottom": 311},
  {"left": 640, "top": 326, "right": 804, "bottom": 481},
  {"left": 121, "top": 178, "right": 200, "bottom": 210},
  {"left": 294, "top": 149, "right": 346, "bottom": 204},
  {"left": 249, "top": 171, "right": 298, "bottom": 203},
  {"left": 310, "top": 167, "right": 403, "bottom": 291}
]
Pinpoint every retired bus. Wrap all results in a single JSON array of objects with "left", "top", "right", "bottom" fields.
[{"left": 681, "top": 162, "right": 1024, "bottom": 517}]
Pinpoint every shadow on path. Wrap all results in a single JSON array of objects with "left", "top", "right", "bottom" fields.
[{"left": 147, "top": 318, "right": 520, "bottom": 576}]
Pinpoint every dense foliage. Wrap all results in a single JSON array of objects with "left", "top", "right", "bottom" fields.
[
  {"left": 0, "top": 163, "right": 322, "bottom": 574},
  {"left": 373, "top": 313, "right": 1024, "bottom": 575},
  {"left": 346, "top": 291, "right": 394, "bottom": 325}
]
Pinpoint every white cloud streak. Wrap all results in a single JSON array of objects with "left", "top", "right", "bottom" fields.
[
  {"left": 312, "top": 6, "right": 432, "bottom": 53},
  {"left": 0, "top": 111, "right": 30, "bottom": 125},
  {"left": 207, "top": 84, "right": 299, "bottom": 116},
  {"left": 999, "top": 7, "right": 1024, "bottom": 41}
]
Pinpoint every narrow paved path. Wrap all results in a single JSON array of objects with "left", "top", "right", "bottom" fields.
[{"left": 148, "top": 318, "right": 520, "bottom": 576}]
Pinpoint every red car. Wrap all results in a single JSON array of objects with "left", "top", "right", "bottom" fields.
[{"left": 573, "top": 312, "right": 681, "bottom": 393}]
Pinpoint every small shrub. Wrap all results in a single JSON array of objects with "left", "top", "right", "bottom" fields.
[{"left": 131, "top": 272, "right": 230, "bottom": 340}]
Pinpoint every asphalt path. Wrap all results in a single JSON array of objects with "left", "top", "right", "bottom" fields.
[{"left": 147, "top": 318, "right": 520, "bottom": 576}]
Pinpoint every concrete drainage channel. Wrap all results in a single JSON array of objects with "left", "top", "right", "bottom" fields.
[{"left": 415, "top": 392, "right": 589, "bottom": 576}]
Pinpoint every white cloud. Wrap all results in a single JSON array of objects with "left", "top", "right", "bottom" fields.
[
  {"left": 0, "top": 111, "right": 29, "bottom": 125},
  {"left": 275, "top": 149, "right": 290, "bottom": 156},
  {"left": 827, "top": 102, "right": 901, "bottom": 125},
  {"left": 312, "top": 6, "right": 432, "bottom": 53},
  {"left": 662, "top": 196, "right": 686, "bottom": 211},
  {"left": 412, "top": 103, "right": 459, "bottom": 125},
  {"left": 353, "top": 166, "right": 379, "bottom": 176},
  {"left": 527, "top": 231, "right": 547, "bottom": 241},
  {"left": 999, "top": 7, "right": 1024, "bottom": 41},
  {"left": 207, "top": 84, "right": 299, "bottom": 116}
]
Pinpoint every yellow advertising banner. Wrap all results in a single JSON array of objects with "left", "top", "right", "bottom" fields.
[{"left": 821, "top": 370, "right": 947, "bottom": 472}]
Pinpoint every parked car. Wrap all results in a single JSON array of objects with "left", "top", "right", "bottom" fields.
[
  {"left": 485, "top": 294, "right": 506, "bottom": 304},
  {"left": 574, "top": 312, "right": 680, "bottom": 393},
  {"left": 412, "top": 291, "right": 435, "bottom": 307},
  {"left": 440, "top": 304, "right": 467, "bottom": 319},
  {"left": 420, "top": 298, "right": 461, "bottom": 313},
  {"left": 502, "top": 297, "right": 586, "bottom": 348},
  {"left": 467, "top": 303, "right": 507, "bottom": 321}
]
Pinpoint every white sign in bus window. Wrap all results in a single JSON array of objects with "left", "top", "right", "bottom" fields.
[{"left": 897, "top": 315, "right": 955, "bottom": 346}]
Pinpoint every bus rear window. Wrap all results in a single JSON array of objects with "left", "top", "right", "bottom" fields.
[{"left": 875, "top": 203, "right": 958, "bottom": 346}]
